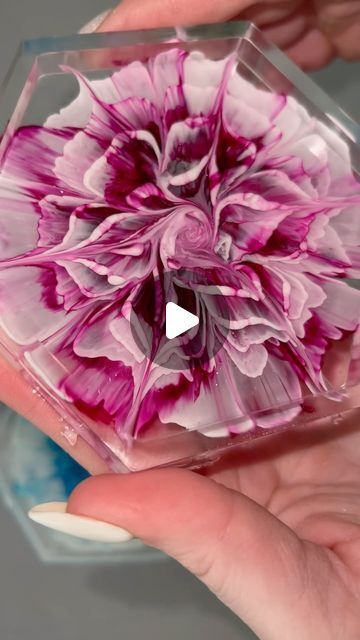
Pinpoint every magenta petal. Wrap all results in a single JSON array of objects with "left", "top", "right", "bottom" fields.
[
  {"left": 218, "top": 196, "right": 290, "bottom": 257},
  {"left": 1, "top": 126, "right": 74, "bottom": 192},
  {"left": 126, "top": 183, "right": 172, "bottom": 210},
  {"left": 63, "top": 354, "right": 134, "bottom": 421},
  {"left": 239, "top": 169, "right": 313, "bottom": 204},
  {"left": 85, "top": 132, "right": 159, "bottom": 203},
  {"left": 162, "top": 116, "right": 215, "bottom": 186},
  {"left": 0, "top": 266, "right": 73, "bottom": 344},
  {"left": 163, "top": 85, "right": 188, "bottom": 132},
  {"left": 110, "top": 96, "right": 160, "bottom": 136}
]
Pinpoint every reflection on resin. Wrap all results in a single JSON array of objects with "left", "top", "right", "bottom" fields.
[{"left": 0, "top": 48, "right": 359, "bottom": 450}]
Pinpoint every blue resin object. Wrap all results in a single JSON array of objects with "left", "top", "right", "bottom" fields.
[{"left": 0, "top": 407, "right": 161, "bottom": 564}]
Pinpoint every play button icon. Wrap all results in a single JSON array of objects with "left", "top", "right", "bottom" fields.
[
  {"left": 129, "top": 268, "right": 231, "bottom": 371},
  {"left": 165, "top": 302, "right": 199, "bottom": 340}
]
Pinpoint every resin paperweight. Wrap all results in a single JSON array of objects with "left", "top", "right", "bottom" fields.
[{"left": 0, "top": 23, "right": 359, "bottom": 473}]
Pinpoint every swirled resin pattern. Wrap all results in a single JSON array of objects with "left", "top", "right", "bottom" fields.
[{"left": 0, "top": 48, "right": 359, "bottom": 442}]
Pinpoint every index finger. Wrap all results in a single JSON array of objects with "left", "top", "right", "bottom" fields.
[{"left": 97, "top": 0, "right": 253, "bottom": 32}]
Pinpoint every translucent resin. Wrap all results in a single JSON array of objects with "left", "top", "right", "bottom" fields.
[{"left": 0, "top": 23, "right": 359, "bottom": 472}]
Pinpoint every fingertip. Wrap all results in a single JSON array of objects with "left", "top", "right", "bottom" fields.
[
  {"left": 79, "top": 9, "right": 113, "bottom": 34},
  {"left": 68, "top": 468, "right": 192, "bottom": 519},
  {"left": 95, "top": 0, "right": 255, "bottom": 33},
  {"left": 284, "top": 28, "right": 335, "bottom": 70},
  {"left": 67, "top": 467, "right": 229, "bottom": 546}
]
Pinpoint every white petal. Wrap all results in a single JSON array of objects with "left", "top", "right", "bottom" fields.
[
  {"left": 112, "top": 61, "right": 156, "bottom": 103},
  {"left": 183, "top": 51, "right": 229, "bottom": 114},
  {"left": 227, "top": 73, "right": 286, "bottom": 120},
  {"left": 223, "top": 93, "right": 271, "bottom": 139},
  {"left": 223, "top": 341, "right": 268, "bottom": 377}
]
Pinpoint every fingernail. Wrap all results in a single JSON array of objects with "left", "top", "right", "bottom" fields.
[
  {"left": 28, "top": 502, "right": 133, "bottom": 543},
  {"left": 79, "top": 9, "right": 113, "bottom": 34}
]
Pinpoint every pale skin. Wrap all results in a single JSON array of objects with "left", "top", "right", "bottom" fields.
[
  {"left": 97, "top": 0, "right": 360, "bottom": 69},
  {"left": 1, "top": 2, "right": 360, "bottom": 638}
]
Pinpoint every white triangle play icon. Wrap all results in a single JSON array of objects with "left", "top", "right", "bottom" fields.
[{"left": 165, "top": 302, "right": 199, "bottom": 340}]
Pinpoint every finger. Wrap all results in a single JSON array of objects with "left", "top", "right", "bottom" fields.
[
  {"left": 330, "top": 22, "right": 360, "bottom": 60},
  {"left": 284, "top": 28, "right": 335, "bottom": 70},
  {"left": 68, "top": 468, "right": 333, "bottom": 639},
  {"left": 260, "top": 11, "right": 308, "bottom": 49},
  {"left": 79, "top": 10, "right": 112, "bottom": 34},
  {"left": 97, "top": 0, "right": 254, "bottom": 32},
  {"left": 315, "top": 0, "right": 360, "bottom": 60},
  {"left": 241, "top": 0, "right": 302, "bottom": 28},
  {"left": 241, "top": 2, "right": 309, "bottom": 51}
]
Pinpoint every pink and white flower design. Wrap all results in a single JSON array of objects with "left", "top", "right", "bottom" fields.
[{"left": 0, "top": 48, "right": 359, "bottom": 440}]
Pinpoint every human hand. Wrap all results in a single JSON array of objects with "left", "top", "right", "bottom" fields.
[
  {"left": 96, "top": 0, "right": 360, "bottom": 69},
  {"left": 30, "top": 409, "right": 360, "bottom": 640}
]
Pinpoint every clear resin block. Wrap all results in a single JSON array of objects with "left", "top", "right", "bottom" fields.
[{"left": 0, "top": 23, "right": 359, "bottom": 473}]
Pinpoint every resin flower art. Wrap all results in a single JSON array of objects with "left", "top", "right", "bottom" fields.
[{"left": 0, "top": 47, "right": 359, "bottom": 447}]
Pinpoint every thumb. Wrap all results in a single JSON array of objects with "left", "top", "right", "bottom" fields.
[
  {"left": 68, "top": 468, "right": 323, "bottom": 640},
  {"left": 97, "top": 0, "right": 253, "bottom": 32}
]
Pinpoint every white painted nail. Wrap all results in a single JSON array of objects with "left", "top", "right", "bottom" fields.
[
  {"left": 28, "top": 502, "right": 133, "bottom": 543},
  {"left": 79, "top": 9, "right": 113, "bottom": 34}
]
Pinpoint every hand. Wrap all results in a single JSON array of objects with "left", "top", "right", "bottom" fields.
[
  {"left": 97, "top": 0, "right": 360, "bottom": 69},
  {"left": 29, "top": 409, "right": 360, "bottom": 640}
]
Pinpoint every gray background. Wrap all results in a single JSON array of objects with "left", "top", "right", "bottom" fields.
[{"left": 0, "top": 2, "right": 359, "bottom": 639}]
